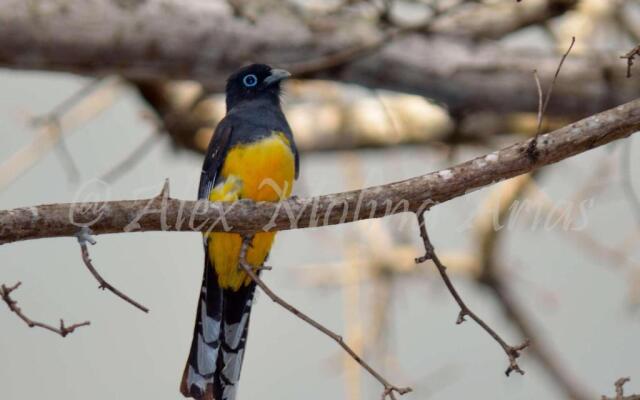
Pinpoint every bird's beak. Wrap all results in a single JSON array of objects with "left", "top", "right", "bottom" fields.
[{"left": 264, "top": 69, "right": 291, "bottom": 85}]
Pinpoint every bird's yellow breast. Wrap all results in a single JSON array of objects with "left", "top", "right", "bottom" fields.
[{"left": 207, "top": 132, "right": 295, "bottom": 290}]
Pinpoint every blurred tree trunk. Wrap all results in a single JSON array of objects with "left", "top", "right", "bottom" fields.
[{"left": 0, "top": 0, "right": 636, "bottom": 118}]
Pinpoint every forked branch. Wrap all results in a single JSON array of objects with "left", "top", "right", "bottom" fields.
[
  {"left": 0, "top": 282, "right": 90, "bottom": 337},
  {"left": 527, "top": 37, "right": 575, "bottom": 160},
  {"left": 238, "top": 236, "right": 411, "bottom": 400},
  {"left": 415, "top": 213, "right": 530, "bottom": 376},
  {"left": 621, "top": 45, "right": 640, "bottom": 78},
  {"left": 601, "top": 377, "right": 640, "bottom": 400}
]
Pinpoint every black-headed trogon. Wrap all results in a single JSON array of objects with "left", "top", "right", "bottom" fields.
[{"left": 180, "top": 64, "right": 299, "bottom": 400}]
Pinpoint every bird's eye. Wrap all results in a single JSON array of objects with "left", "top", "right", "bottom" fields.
[{"left": 242, "top": 74, "right": 258, "bottom": 87}]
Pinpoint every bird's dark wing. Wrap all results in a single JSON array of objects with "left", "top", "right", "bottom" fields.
[
  {"left": 198, "top": 119, "right": 233, "bottom": 200},
  {"left": 182, "top": 119, "right": 234, "bottom": 400}
]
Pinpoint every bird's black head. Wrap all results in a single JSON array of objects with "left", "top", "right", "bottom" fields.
[{"left": 225, "top": 64, "right": 291, "bottom": 111}]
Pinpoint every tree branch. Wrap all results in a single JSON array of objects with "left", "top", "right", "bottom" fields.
[
  {"left": 415, "top": 213, "right": 530, "bottom": 376},
  {"left": 237, "top": 236, "right": 411, "bottom": 399},
  {"left": 621, "top": 45, "right": 640, "bottom": 78},
  {"left": 430, "top": 0, "right": 579, "bottom": 40},
  {"left": 602, "top": 377, "right": 640, "bottom": 400},
  {"left": 0, "top": 282, "right": 90, "bottom": 337},
  {"left": 0, "top": 98, "right": 638, "bottom": 244},
  {"left": 0, "top": 0, "right": 636, "bottom": 117},
  {"left": 76, "top": 228, "right": 149, "bottom": 313}
]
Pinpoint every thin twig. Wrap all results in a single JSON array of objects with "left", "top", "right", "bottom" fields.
[
  {"left": 538, "top": 38, "right": 574, "bottom": 134},
  {"left": 373, "top": 89, "right": 403, "bottom": 141},
  {"left": 238, "top": 236, "right": 411, "bottom": 399},
  {"left": 601, "top": 377, "right": 640, "bottom": 400},
  {"left": 621, "top": 45, "right": 640, "bottom": 78},
  {"left": 414, "top": 212, "right": 530, "bottom": 376},
  {"left": 29, "top": 78, "right": 107, "bottom": 183},
  {"left": 617, "top": 378, "right": 631, "bottom": 399},
  {"left": 31, "top": 79, "right": 106, "bottom": 125},
  {"left": 0, "top": 282, "right": 90, "bottom": 337},
  {"left": 527, "top": 37, "right": 576, "bottom": 160},
  {"left": 76, "top": 228, "right": 149, "bottom": 313},
  {"left": 0, "top": 77, "right": 119, "bottom": 191},
  {"left": 36, "top": 115, "right": 81, "bottom": 183},
  {"left": 533, "top": 70, "right": 544, "bottom": 136},
  {"left": 100, "top": 131, "right": 162, "bottom": 183}
]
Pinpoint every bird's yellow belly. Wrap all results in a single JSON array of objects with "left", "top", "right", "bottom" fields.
[{"left": 207, "top": 132, "right": 295, "bottom": 290}]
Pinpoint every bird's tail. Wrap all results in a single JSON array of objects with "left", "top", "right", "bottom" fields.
[{"left": 181, "top": 257, "right": 256, "bottom": 400}]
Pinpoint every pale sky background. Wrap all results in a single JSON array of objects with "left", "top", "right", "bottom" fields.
[{"left": 0, "top": 70, "right": 639, "bottom": 400}]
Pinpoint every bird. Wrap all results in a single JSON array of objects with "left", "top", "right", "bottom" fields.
[{"left": 180, "top": 64, "right": 299, "bottom": 400}]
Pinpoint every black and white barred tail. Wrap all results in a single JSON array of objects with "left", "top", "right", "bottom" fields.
[{"left": 181, "top": 256, "right": 256, "bottom": 400}]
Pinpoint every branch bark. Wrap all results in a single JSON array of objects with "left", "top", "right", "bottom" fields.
[
  {"left": 0, "top": 0, "right": 636, "bottom": 117},
  {"left": 0, "top": 98, "right": 638, "bottom": 244},
  {"left": 430, "top": 0, "right": 579, "bottom": 39}
]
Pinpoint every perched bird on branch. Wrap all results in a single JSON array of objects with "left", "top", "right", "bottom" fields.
[{"left": 180, "top": 64, "right": 299, "bottom": 400}]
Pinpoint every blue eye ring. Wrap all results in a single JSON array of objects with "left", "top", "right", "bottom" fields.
[{"left": 243, "top": 74, "right": 258, "bottom": 87}]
